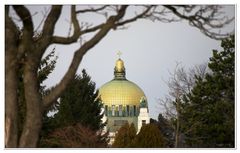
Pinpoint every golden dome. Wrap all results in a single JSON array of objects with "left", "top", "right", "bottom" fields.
[
  {"left": 99, "top": 79, "right": 145, "bottom": 106},
  {"left": 99, "top": 57, "right": 147, "bottom": 107}
]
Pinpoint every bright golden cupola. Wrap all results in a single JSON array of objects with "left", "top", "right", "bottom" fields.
[
  {"left": 99, "top": 55, "right": 149, "bottom": 134},
  {"left": 114, "top": 58, "right": 126, "bottom": 79},
  {"left": 99, "top": 57, "right": 146, "bottom": 106}
]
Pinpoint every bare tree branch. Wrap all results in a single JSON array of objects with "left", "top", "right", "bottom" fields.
[
  {"left": 51, "top": 5, "right": 114, "bottom": 45},
  {"left": 76, "top": 5, "right": 109, "bottom": 14},
  {"left": 115, "top": 5, "right": 153, "bottom": 27},
  {"left": 158, "top": 62, "right": 209, "bottom": 147},
  {"left": 13, "top": 5, "right": 34, "bottom": 60},
  {"left": 52, "top": 5, "right": 233, "bottom": 45},
  {"left": 52, "top": 5, "right": 154, "bottom": 44},
  {"left": 34, "top": 5, "right": 62, "bottom": 62},
  {"left": 51, "top": 5, "right": 127, "bottom": 45},
  {"left": 13, "top": 5, "right": 34, "bottom": 36},
  {"left": 162, "top": 5, "right": 234, "bottom": 40},
  {"left": 43, "top": 5, "right": 128, "bottom": 110},
  {"left": 40, "top": 5, "right": 62, "bottom": 42},
  {"left": 34, "top": 7, "right": 50, "bottom": 34},
  {"left": 51, "top": 5, "right": 81, "bottom": 44},
  {"left": 145, "top": 5, "right": 181, "bottom": 23}
]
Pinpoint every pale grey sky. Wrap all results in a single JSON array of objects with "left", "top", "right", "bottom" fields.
[{"left": 11, "top": 5, "right": 235, "bottom": 119}]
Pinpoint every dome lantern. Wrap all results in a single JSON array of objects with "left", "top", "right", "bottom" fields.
[
  {"left": 114, "top": 58, "right": 126, "bottom": 80},
  {"left": 114, "top": 51, "right": 126, "bottom": 80}
]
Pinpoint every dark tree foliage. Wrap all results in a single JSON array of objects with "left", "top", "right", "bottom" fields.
[
  {"left": 47, "top": 69, "right": 105, "bottom": 131},
  {"left": 39, "top": 69, "right": 108, "bottom": 147},
  {"left": 112, "top": 123, "right": 136, "bottom": 148},
  {"left": 132, "top": 124, "right": 166, "bottom": 148},
  {"left": 181, "top": 35, "right": 235, "bottom": 147},
  {"left": 38, "top": 48, "right": 58, "bottom": 94},
  {"left": 151, "top": 114, "right": 175, "bottom": 147}
]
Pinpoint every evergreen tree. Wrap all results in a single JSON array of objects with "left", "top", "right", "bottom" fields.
[
  {"left": 132, "top": 124, "right": 166, "bottom": 148},
  {"left": 151, "top": 114, "right": 175, "bottom": 147},
  {"left": 181, "top": 35, "right": 235, "bottom": 147},
  {"left": 49, "top": 69, "right": 105, "bottom": 131},
  {"left": 39, "top": 69, "right": 108, "bottom": 147},
  {"left": 112, "top": 123, "right": 136, "bottom": 148}
]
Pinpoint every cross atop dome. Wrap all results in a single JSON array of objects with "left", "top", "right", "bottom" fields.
[{"left": 117, "top": 51, "right": 122, "bottom": 59}]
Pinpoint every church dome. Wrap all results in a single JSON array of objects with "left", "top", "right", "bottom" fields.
[
  {"left": 99, "top": 56, "right": 147, "bottom": 107},
  {"left": 99, "top": 79, "right": 145, "bottom": 106}
]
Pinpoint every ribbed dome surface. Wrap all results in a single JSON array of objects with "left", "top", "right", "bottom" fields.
[{"left": 99, "top": 79, "right": 145, "bottom": 106}]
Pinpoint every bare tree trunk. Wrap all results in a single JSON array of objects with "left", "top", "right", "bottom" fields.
[
  {"left": 19, "top": 60, "right": 42, "bottom": 147},
  {"left": 5, "top": 56, "right": 18, "bottom": 147},
  {"left": 5, "top": 7, "right": 19, "bottom": 147},
  {"left": 175, "top": 124, "right": 180, "bottom": 148}
]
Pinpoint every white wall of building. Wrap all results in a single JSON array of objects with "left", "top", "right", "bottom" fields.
[{"left": 137, "top": 108, "right": 150, "bottom": 133}]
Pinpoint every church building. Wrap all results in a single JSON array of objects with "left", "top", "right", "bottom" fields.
[{"left": 99, "top": 54, "right": 150, "bottom": 144}]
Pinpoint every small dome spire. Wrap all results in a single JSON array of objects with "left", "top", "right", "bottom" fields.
[
  {"left": 115, "top": 58, "right": 124, "bottom": 72},
  {"left": 114, "top": 51, "right": 126, "bottom": 80}
]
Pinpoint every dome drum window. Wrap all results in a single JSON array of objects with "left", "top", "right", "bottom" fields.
[{"left": 104, "top": 104, "right": 139, "bottom": 117}]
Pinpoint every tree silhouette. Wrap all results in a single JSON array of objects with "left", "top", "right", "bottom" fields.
[
  {"left": 132, "top": 124, "right": 166, "bottom": 148},
  {"left": 181, "top": 35, "right": 235, "bottom": 147},
  {"left": 112, "top": 122, "right": 136, "bottom": 148}
]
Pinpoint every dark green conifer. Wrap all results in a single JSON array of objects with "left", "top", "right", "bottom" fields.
[
  {"left": 182, "top": 35, "right": 235, "bottom": 147},
  {"left": 112, "top": 122, "right": 136, "bottom": 148},
  {"left": 132, "top": 124, "right": 166, "bottom": 148}
]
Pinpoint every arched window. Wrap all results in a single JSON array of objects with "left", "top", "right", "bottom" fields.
[
  {"left": 112, "top": 105, "right": 115, "bottom": 116},
  {"left": 126, "top": 105, "right": 129, "bottom": 116},
  {"left": 122, "top": 105, "right": 126, "bottom": 117},
  {"left": 116, "top": 105, "right": 119, "bottom": 117},
  {"left": 119, "top": 105, "right": 123, "bottom": 116},
  {"left": 133, "top": 105, "right": 136, "bottom": 116},
  {"left": 108, "top": 107, "right": 112, "bottom": 116}
]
